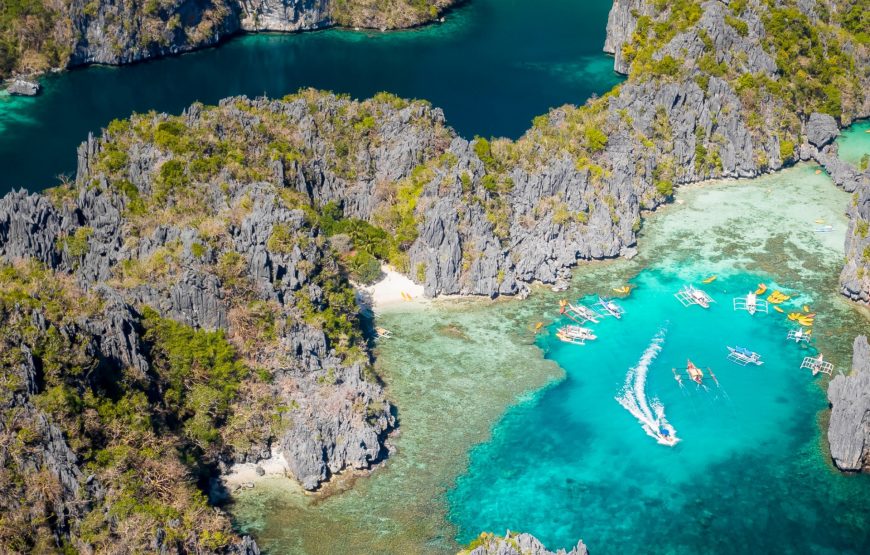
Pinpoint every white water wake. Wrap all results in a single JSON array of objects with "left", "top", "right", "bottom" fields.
[{"left": 616, "top": 328, "right": 679, "bottom": 446}]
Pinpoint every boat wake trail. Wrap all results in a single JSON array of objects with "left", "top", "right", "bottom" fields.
[{"left": 616, "top": 328, "right": 679, "bottom": 446}]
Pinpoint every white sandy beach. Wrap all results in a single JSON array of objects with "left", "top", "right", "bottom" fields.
[
  {"left": 221, "top": 451, "right": 292, "bottom": 489},
  {"left": 361, "top": 265, "right": 426, "bottom": 309}
]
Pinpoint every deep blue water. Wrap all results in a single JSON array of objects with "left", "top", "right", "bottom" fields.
[
  {"left": 448, "top": 268, "right": 870, "bottom": 554},
  {"left": 0, "top": 0, "right": 621, "bottom": 192}
]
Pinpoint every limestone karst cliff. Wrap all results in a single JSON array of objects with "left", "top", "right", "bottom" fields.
[
  {"left": 0, "top": 0, "right": 458, "bottom": 80},
  {"left": 827, "top": 336, "right": 870, "bottom": 472}
]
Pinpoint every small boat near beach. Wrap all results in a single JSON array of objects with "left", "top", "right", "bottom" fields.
[
  {"left": 555, "top": 325, "right": 597, "bottom": 345},
  {"left": 560, "top": 300, "right": 601, "bottom": 324},
  {"left": 800, "top": 353, "right": 833, "bottom": 376},
  {"left": 727, "top": 346, "right": 763, "bottom": 366},
  {"left": 595, "top": 297, "right": 625, "bottom": 319},
  {"left": 733, "top": 291, "right": 768, "bottom": 315},
  {"left": 786, "top": 328, "right": 811, "bottom": 343},
  {"left": 674, "top": 285, "right": 714, "bottom": 308}
]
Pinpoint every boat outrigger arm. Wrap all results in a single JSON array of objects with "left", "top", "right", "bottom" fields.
[
  {"left": 674, "top": 285, "right": 714, "bottom": 308},
  {"left": 800, "top": 354, "right": 834, "bottom": 376},
  {"left": 727, "top": 346, "right": 763, "bottom": 366},
  {"left": 733, "top": 292, "right": 769, "bottom": 315},
  {"left": 787, "top": 328, "right": 811, "bottom": 343},
  {"left": 556, "top": 325, "right": 597, "bottom": 346},
  {"left": 561, "top": 302, "right": 600, "bottom": 324},
  {"left": 595, "top": 297, "right": 625, "bottom": 319}
]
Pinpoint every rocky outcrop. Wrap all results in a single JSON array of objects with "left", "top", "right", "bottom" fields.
[
  {"left": 238, "top": 0, "right": 331, "bottom": 32},
  {"left": 6, "top": 78, "right": 41, "bottom": 96},
  {"left": 827, "top": 336, "right": 870, "bottom": 472},
  {"left": 67, "top": 0, "right": 240, "bottom": 67},
  {"left": 806, "top": 112, "right": 840, "bottom": 149},
  {"left": 464, "top": 532, "right": 589, "bottom": 555},
  {"left": 4, "top": 0, "right": 459, "bottom": 79},
  {"left": 603, "top": 0, "right": 646, "bottom": 75}
]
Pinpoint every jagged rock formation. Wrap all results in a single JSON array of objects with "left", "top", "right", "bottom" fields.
[
  {"left": 239, "top": 0, "right": 331, "bottom": 32},
  {"left": 6, "top": 78, "right": 41, "bottom": 96},
  {"left": 462, "top": 532, "right": 589, "bottom": 555},
  {"left": 827, "top": 336, "right": 870, "bottom": 472},
  {"left": 1, "top": 0, "right": 458, "bottom": 81}
]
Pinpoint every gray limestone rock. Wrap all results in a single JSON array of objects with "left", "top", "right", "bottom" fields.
[
  {"left": 238, "top": 0, "right": 331, "bottom": 31},
  {"left": 827, "top": 336, "right": 870, "bottom": 472},
  {"left": 806, "top": 112, "right": 840, "bottom": 148},
  {"left": 467, "top": 532, "right": 589, "bottom": 555},
  {"left": 7, "top": 78, "right": 41, "bottom": 96}
]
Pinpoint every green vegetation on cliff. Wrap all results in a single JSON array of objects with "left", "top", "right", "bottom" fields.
[{"left": 0, "top": 261, "right": 257, "bottom": 552}]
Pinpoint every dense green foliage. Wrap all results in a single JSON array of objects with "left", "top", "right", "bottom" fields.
[
  {"left": 0, "top": 0, "right": 68, "bottom": 79},
  {"left": 0, "top": 262, "right": 249, "bottom": 552}
]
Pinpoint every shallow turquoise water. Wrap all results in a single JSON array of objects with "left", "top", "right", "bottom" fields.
[
  {"left": 448, "top": 267, "right": 870, "bottom": 553},
  {"left": 836, "top": 119, "right": 870, "bottom": 167},
  {"left": 0, "top": 0, "right": 620, "bottom": 192}
]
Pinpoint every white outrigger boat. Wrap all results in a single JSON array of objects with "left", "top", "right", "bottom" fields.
[
  {"left": 786, "top": 328, "right": 811, "bottom": 343},
  {"left": 727, "top": 346, "right": 763, "bottom": 366},
  {"left": 800, "top": 353, "right": 833, "bottom": 376},
  {"left": 674, "top": 285, "right": 714, "bottom": 308},
  {"left": 595, "top": 296, "right": 625, "bottom": 319},
  {"left": 733, "top": 292, "right": 768, "bottom": 315},
  {"left": 559, "top": 300, "right": 600, "bottom": 324},
  {"left": 555, "top": 325, "right": 597, "bottom": 345}
]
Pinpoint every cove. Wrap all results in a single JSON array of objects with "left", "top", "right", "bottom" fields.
[
  {"left": 230, "top": 160, "right": 870, "bottom": 553},
  {"left": 0, "top": 0, "right": 620, "bottom": 193},
  {"left": 447, "top": 163, "right": 870, "bottom": 553}
]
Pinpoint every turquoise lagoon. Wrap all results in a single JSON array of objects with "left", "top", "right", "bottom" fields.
[
  {"left": 233, "top": 162, "right": 870, "bottom": 554},
  {"left": 447, "top": 164, "right": 870, "bottom": 554}
]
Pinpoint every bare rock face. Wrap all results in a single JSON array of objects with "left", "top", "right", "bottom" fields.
[
  {"left": 238, "top": 0, "right": 331, "bottom": 32},
  {"left": 6, "top": 78, "right": 41, "bottom": 96},
  {"left": 465, "top": 532, "right": 589, "bottom": 555},
  {"left": 603, "top": 0, "right": 647, "bottom": 75},
  {"left": 806, "top": 112, "right": 840, "bottom": 149},
  {"left": 827, "top": 336, "right": 870, "bottom": 472}
]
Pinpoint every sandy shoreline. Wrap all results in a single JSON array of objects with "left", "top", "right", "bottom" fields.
[
  {"left": 359, "top": 265, "right": 427, "bottom": 310},
  {"left": 221, "top": 451, "right": 292, "bottom": 489}
]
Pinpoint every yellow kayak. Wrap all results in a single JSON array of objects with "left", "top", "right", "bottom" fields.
[
  {"left": 797, "top": 317, "right": 814, "bottom": 327},
  {"left": 773, "top": 306, "right": 784, "bottom": 313},
  {"left": 788, "top": 312, "right": 802, "bottom": 321},
  {"left": 755, "top": 283, "right": 768, "bottom": 295},
  {"left": 803, "top": 305, "right": 810, "bottom": 312},
  {"left": 702, "top": 275, "right": 717, "bottom": 284},
  {"left": 613, "top": 286, "right": 631, "bottom": 295}
]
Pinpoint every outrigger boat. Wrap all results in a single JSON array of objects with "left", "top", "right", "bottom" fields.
[
  {"left": 727, "top": 346, "right": 763, "bottom": 366},
  {"left": 685, "top": 360, "right": 704, "bottom": 385},
  {"left": 786, "top": 327, "right": 811, "bottom": 343},
  {"left": 555, "top": 325, "right": 597, "bottom": 345},
  {"left": 733, "top": 291, "right": 769, "bottom": 315},
  {"left": 595, "top": 296, "right": 625, "bottom": 319},
  {"left": 674, "top": 285, "right": 714, "bottom": 308},
  {"left": 559, "top": 300, "right": 600, "bottom": 324},
  {"left": 800, "top": 353, "right": 833, "bottom": 376}
]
